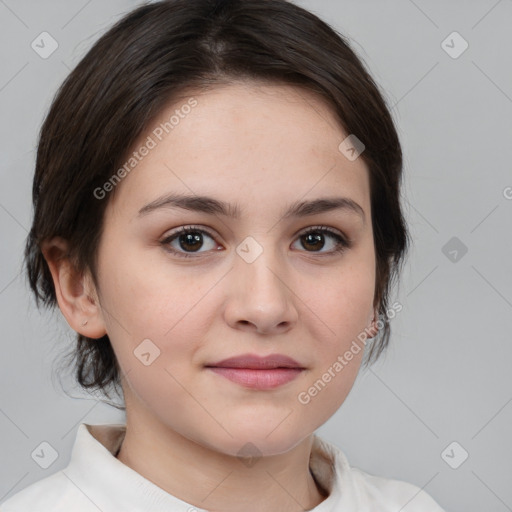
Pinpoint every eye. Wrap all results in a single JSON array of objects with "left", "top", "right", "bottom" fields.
[
  {"left": 160, "top": 225, "right": 351, "bottom": 259},
  {"left": 291, "top": 225, "right": 350, "bottom": 255},
  {"left": 160, "top": 226, "right": 219, "bottom": 259}
]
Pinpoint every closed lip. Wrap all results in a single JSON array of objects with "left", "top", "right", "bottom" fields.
[{"left": 205, "top": 353, "right": 304, "bottom": 369}]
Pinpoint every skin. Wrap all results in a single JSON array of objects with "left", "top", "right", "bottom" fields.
[{"left": 43, "top": 81, "right": 378, "bottom": 512}]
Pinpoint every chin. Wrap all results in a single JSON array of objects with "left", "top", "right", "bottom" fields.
[{"left": 200, "top": 423, "right": 311, "bottom": 459}]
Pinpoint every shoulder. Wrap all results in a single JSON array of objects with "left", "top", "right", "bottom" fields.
[
  {"left": 350, "top": 466, "right": 446, "bottom": 512},
  {"left": 1, "top": 422, "right": 129, "bottom": 511},
  {"left": 312, "top": 435, "right": 446, "bottom": 512},
  {"left": 0, "top": 470, "right": 93, "bottom": 511}
]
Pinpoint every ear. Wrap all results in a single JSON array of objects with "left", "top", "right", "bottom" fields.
[{"left": 41, "top": 236, "right": 107, "bottom": 339}]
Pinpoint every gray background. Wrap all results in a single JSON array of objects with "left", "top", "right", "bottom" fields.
[{"left": 1, "top": 1, "right": 511, "bottom": 510}]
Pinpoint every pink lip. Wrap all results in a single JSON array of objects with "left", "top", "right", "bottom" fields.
[
  {"left": 208, "top": 353, "right": 303, "bottom": 369},
  {"left": 205, "top": 354, "right": 305, "bottom": 390}
]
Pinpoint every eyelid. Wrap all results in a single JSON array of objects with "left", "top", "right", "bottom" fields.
[{"left": 295, "top": 224, "right": 349, "bottom": 243}]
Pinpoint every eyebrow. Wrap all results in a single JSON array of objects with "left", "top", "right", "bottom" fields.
[{"left": 137, "top": 193, "right": 365, "bottom": 223}]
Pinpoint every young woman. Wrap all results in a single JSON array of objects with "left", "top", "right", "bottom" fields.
[{"left": 2, "top": 0, "right": 445, "bottom": 510}]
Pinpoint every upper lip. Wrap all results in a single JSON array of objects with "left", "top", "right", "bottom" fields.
[{"left": 206, "top": 353, "right": 304, "bottom": 369}]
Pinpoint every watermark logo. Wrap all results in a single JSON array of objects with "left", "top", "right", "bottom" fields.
[
  {"left": 236, "top": 236, "right": 264, "bottom": 264},
  {"left": 338, "top": 134, "right": 365, "bottom": 161},
  {"left": 441, "top": 31, "right": 469, "bottom": 59},
  {"left": 31, "top": 32, "right": 58, "bottom": 59},
  {"left": 31, "top": 441, "right": 59, "bottom": 469},
  {"left": 237, "top": 442, "right": 262, "bottom": 468},
  {"left": 441, "top": 441, "right": 469, "bottom": 469},
  {"left": 134, "top": 338, "right": 161, "bottom": 366},
  {"left": 442, "top": 236, "right": 468, "bottom": 263}
]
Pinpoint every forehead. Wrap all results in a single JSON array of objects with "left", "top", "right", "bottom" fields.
[{"left": 106, "top": 81, "right": 370, "bottom": 219}]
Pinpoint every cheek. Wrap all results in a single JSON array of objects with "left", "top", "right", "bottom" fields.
[
  {"left": 98, "top": 257, "right": 218, "bottom": 394},
  {"left": 294, "top": 261, "right": 374, "bottom": 415},
  {"left": 333, "top": 276, "right": 374, "bottom": 336},
  {"left": 306, "top": 262, "right": 375, "bottom": 345},
  {"left": 97, "top": 241, "right": 207, "bottom": 335}
]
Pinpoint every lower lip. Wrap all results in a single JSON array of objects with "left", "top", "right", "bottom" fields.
[{"left": 207, "top": 367, "right": 303, "bottom": 390}]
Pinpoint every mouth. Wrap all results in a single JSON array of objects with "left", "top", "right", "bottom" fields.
[{"left": 204, "top": 353, "right": 305, "bottom": 390}]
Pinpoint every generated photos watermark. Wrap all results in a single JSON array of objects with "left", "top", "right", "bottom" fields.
[
  {"left": 93, "top": 97, "right": 198, "bottom": 200},
  {"left": 297, "top": 301, "right": 403, "bottom": 405}
]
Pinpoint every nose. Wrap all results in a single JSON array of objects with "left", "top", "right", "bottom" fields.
[{"left": 224, "top": 246, "right": 299, "bottom": 335}]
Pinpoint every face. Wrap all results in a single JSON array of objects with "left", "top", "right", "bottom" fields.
[{"left": 93, "top": 81, "right": 376, "bottom": 457}]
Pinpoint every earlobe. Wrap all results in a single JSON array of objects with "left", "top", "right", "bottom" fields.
[{"left": 41, "top": 237, "right": 107, "bottom": 339}]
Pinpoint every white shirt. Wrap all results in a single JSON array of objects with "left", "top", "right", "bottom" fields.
[{"left": 1, "top": 423, "right": 445, "bottom": 511}]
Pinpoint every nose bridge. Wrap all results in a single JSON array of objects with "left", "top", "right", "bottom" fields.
[
  {"left": 236, "top": 234, "right": 285, "bottom": 298},
  {"left": 228, "top": 234, "right": 297, "bottom": 332}
]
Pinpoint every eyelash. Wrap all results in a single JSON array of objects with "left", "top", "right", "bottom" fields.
[{"left": 160, "top": 225, "right": 351, "bottom": 259}]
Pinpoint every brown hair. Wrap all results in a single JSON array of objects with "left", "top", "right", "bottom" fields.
[{"left": 24, "top": 0, "right": 410, "bottom": 407}]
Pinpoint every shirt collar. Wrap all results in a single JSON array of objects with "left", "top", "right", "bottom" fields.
[{"left": 63, "top": 423, "right": 360, "bottom": 511}]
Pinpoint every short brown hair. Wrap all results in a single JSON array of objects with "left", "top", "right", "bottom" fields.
[{"left": 24, "top": 0, "right": 410, "bottom": 406}]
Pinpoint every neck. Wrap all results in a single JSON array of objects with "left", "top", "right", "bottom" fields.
[{"left": 116, "top": 415, "right": 327, "bottom": 512}]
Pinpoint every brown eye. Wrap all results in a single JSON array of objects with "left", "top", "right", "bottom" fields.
[
  {"left": 177, "top": 231, "right": 203, "bottom": 252},
  {"left": 161, "top": 226, "right": 218, "bottom": 258},
  {"left": 292, "top": 226, "right": 350, "bottom": 255},
  {"left": 301, "top": 232, "right": 325, "bottom": 251}
]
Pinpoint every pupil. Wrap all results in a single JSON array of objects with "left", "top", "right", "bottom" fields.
[{"left": 180, "top": 232, "right": 202, "bottom": 252}]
